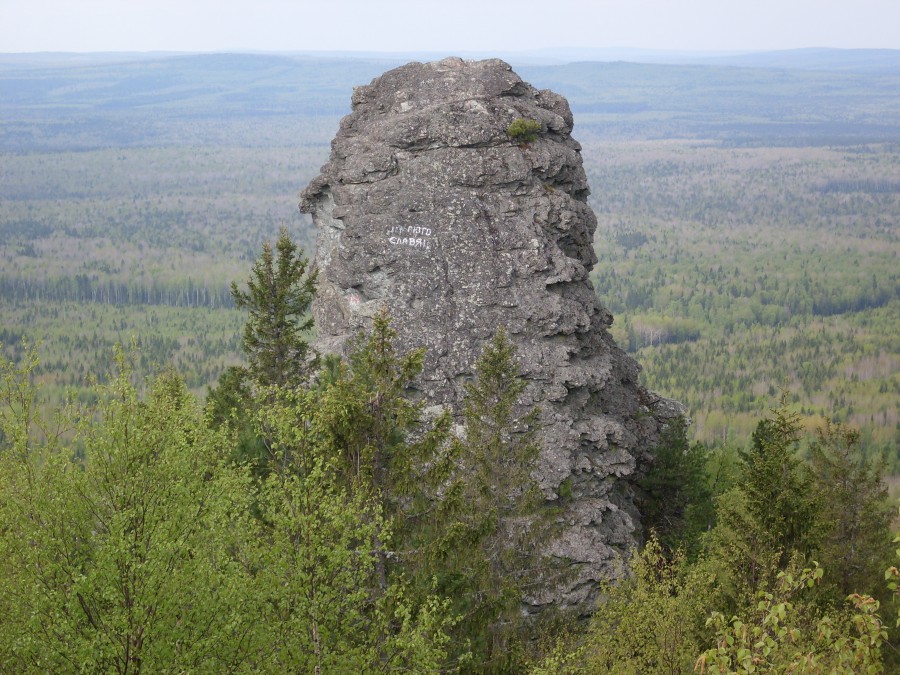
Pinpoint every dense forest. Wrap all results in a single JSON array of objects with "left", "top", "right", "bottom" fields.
[
  {"left": 1, "top": 229, "right": 897, "bottom": 671},
  {"left": 1, "top": 51, "right": 896, "bottom": 464},
  {"left": 1, "top": 50, "right": 898, "bottom": 671},
  {"left": 584, "top": 140, "right": 898, "bottom": 457}
]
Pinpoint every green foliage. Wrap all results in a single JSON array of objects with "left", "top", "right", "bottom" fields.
[
  {"left": 269, "top": 309, "right": 459, "bottom": 649},
  {"left": 3, "top": 337, "right": 899, "bottom": 673},
  {"left": 231, "top": 225, "right": 317, "bottom": 390},
  {"left": 426, "top": 327, "right": 552, "bottom": 670},
  {"left": 530, "top": 402, "right": 897, "bottom": 673},
  {"left": 507, "top": 118, "right": 542, "bottom": 144},
  {"left": 312, "top": 308, "right": 451, "bottom": 511},
  {"left": 807, "top": 419, "right": 894, "bottom": 601},
  {"left": 887, "top": 528, "right": 900, "bottom": 628},
  {"left": 208, "top": 228, "right": 316, "bottom": 472},
  {"left": 697, "top": 564, "right": 887, "bottom": 674},
  {"left": 304, "top": 320, "right": 558, "bottom": 670},
  {"left": 638, "top": 416, "right": 713, "bottom": 554},
  {"left": 251, "top": 311, "right": 462, "bottom": 669},
  {"left": 0, "top": 345, "right": 456, "bottom": 672},
  {"left": 0, "top": 351, "right": 260, "bottom": 672},
  {"left": 702, "top": 408, "right": 895, "bottom": 622},
  {"left": 206, "top": 364, "right": 253, "bottom": 426},
  {"left": 705, "top": 487, "right": 783, "bottom": 608},
  {"left": 0, "top": 340, "right": 48, "bottom": 454},
  {"left": 530, "top": 390, "right": 897, "bottom": 672},
  {"left": 740, "top": 401, "right": 819, "bottom": 566},
  {"left": 704, "top": 400, "right": 820, "bottom": 607},
  {"left": 530, "top": 537, "right": 713, "bottom": 675},
  {"left": 249, "top": 388, "right": 453, "bottom": 671},
  {"left": 205, "top": 364, "right": 267, "bottom": 467}
]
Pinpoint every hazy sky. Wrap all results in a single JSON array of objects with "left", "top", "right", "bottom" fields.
[{"left": 2, "top": 0, "right": 899, "bottom": 54}]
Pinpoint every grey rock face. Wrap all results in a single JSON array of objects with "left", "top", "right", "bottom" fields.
[{"left": 300, "top": 57, "right": 682, "bottom": 611}]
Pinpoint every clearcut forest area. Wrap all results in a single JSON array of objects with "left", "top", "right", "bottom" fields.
[{"left": 1, "top": 51, "right": 897, "bottom": 465}]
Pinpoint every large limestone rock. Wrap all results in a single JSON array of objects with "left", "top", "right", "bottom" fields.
[{"left": 300, "top": 57, "right": 682, "bottom": 610}]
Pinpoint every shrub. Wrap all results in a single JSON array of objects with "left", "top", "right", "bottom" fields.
[{"left": 507, "top": 118, "right": 542, "bottom": 144}]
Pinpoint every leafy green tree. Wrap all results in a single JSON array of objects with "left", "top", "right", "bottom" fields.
[
  {"left": 0, "top": 339, "right": 72, "bottom": 456},
  {"left": 887, "top": 528, "right": 900, "bottom": 628},
  {"left": 697, "top": 563, "right": 887, "bottom": 674},
  {"left": 254, "top": 308, "right": 454, "bottom": 642},
  {"left": 530, "top": 537, "right": 714, "bottom": 675},
  {"left": 0, "top": 352, "right": 260, "bottom": 672},
  {"left": 230, "top": 225, "right": 317, "bottom": 390},
  {"left": 248, "top": 387, "right": 454, "bottom": 672},
  {"left": 0, "top": 345, "right": 456, "bottom": 672}
]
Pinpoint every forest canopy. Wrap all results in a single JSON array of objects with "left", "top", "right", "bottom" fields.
[
  {"left": 1, "top": 230, "right": 897, "bottom": 672},
  {"left": 1, "top": 52, "right": 898, "bottom": 672}
]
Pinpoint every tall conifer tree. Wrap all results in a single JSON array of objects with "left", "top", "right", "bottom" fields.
[
  {"left": 210, "top": 227, "right": 315, "bottom": 469},
  {"left": 429, "top": 327, "right": 553, "bottom": 670},
  {"left": 230, "top": 225, "right": 317, "bottom": 389},
  {"left": 740, "top": 401, "right": 818, "bottom": 568},
  {"left": 807, "top": 419, "right": 892, "bottom": 600}
]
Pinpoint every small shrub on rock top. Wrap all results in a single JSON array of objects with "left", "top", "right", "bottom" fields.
[{"left": 507, "top": 118, "right": 542, "bottom": 144}]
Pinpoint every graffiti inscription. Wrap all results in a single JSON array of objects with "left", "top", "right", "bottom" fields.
[{"left": 387, "top": 225, "right": 432, "bottom": 250}]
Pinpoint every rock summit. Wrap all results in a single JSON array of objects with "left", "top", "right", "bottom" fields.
[{"left": 300, "top": 57, "right": 682, "bottom": 610}]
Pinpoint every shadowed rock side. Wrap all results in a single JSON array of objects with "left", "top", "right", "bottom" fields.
[{"left": 300, "top": 57, "right": 683, "bottom": 611}]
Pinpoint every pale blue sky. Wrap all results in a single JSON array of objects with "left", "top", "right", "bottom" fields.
[{"left": 2, "top": 0, "right": 898, "bottom": 54}]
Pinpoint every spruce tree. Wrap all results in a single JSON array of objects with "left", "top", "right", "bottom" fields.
[
  {"left": 230, "top": 225, "right": 317, "bottom": 390},
  {"left": 311, "top": 309, "right": 452, "bottom": 591},
  {"left": 739, "top": 400, "right": 818, "bottom": 568},
  {"left": 209, "top": 227, "right": 315, "bottom": 470},
  {"left": 807, "top": 419, "right": 892, "bottom": 600},
  {"left": 313, "top": 308, "right": 450, "bottom": 505},
  {"left": 430, "top": 327, "right": 552, "bottom": 670},
  {"left": 706, "top": 397, "right": 820, "bottom": 606},
  {"left": 637, "top": 416, "right": 712, "bottom": 555}
]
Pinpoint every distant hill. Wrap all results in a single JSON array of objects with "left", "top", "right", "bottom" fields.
[
  {"left": 694, "top": 47, "right": 900, "bottom": 71},
  {"left": 0, "top": 52, "right": 403, "bottom": 116},
  {"left": 5, "top": 46, "right": 899, "bottom": 69},
  {"left": 2, "top": 49, "right": 900, "bottom": 150}
]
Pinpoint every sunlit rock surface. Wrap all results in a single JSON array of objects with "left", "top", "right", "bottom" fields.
[{"left": 301, "top": 57, "right": 683, "bottom": 610}]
